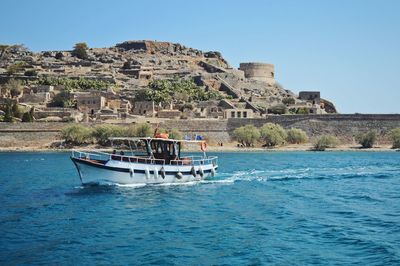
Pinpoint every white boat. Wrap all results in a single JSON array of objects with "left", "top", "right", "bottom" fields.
[{"left": 70, "top": 137, "right": 218, "bottom": 185}]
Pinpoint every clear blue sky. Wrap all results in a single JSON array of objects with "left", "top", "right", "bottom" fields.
[{"left": 1, "top": 0, "right": 399, "bottom": 113}]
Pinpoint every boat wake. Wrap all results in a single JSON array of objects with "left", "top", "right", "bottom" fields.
[{"left": 223, "top": 165, "right": 399, "bottom": 183}]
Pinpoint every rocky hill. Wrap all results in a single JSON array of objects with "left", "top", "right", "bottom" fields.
[{"left": 0, "top": 40, "right": 336, "bottom": 114}]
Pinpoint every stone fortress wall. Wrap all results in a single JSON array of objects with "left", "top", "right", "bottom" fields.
[
  {"left": 239, "top": 62, "right": 275, "bottom": 84},
  {"left": 1, "top": 115, "right": 399, "bottom": 148}
]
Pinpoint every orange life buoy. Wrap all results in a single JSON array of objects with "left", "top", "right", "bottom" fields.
[
  {"left": 200, "top": 142, "right": 207, "bottom": 151},
  {"left": 155, "top": 133, "right": 169, "bottom": 139}
]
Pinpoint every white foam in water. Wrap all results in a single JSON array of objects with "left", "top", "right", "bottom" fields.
[
  {"left": 115, "top": 183, "right": 147, "bottom": 188},
  {"left": 200, "top": 179, "right": 234, "bottom": 184}
]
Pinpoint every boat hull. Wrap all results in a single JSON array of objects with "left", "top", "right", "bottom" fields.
[{"left": 71, "top": 157, "right": 217, "bottom": 185}]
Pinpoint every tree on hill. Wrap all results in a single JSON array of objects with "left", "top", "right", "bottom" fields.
[
  {"left": 7, "top": 62, "right": 26, "bottom": 75},
  {"left": 313, "top": 135, "right": 339, "bottom": 151},
  {"left": 55, "top": 52, "right": 64, "bottom": 60},
  {"left": 286, "top": 128, "right": 308, "bottom": 144},
  {"left": 233, "top": 125, "right": 260, "bottom": 147},
  {"left": 5, "top": 79, "right": 23, "bottom": 98},
  {"left": 11, "top": 103, "right": 22, "bottom": 119},
  {"left": 122, "top": 61, "right": 131, "bottom": 69},
  {"left": 134, "top": 123, "right": 153, "bottom": 137},
  {"left": 22, "top": 110, "right": 34, "bottom": 122},
  {"left": 48, "top": 91, "right": 76, "bottom": 108},
  {"left": 23, "top": 106, "right": 35, "bottom": 122},
  {"left": 389, "top": 128, "right": 400, "bottom": 149},
  {"left": 296, "top": 107, "right": 310, "bottom": 115},
  {"left": 355, "top": 131, "right": 377, "bottom": 148},
  {"left": 260, "top": 123, "right": 287, "bottom": 147},
  {"left": 0, "top": 44, "right": 10, "bottom": 58},
  {"left": 61, "top": 125, "right": 93, "bottom": 145},
  {"left": 268, "top": 104, "right": 287, "bottom": 115},
  {"left": 282, "top": 97, "right": 295, "bottom": 105},
  {"left": 72, "top": 42, "right": 89, "bottom": 60},
  {"left": 3, "top": 103, "right": 13, "bottom": 122}
]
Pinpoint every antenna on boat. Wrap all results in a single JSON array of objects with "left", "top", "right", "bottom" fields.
[
  {"left": 128, "top": 139, "right": 133, "bottom": 155},
  {"left": 153, "top": 123, "right": 160, "bottom": 137}
]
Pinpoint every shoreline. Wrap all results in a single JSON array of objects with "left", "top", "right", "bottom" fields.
[{"left": 0, "top": 144, "right": 398, "bottom": 153}]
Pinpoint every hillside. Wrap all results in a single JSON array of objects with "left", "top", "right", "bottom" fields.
[{"left": 0, "top": 40, "right": 336, "bottom": 118}]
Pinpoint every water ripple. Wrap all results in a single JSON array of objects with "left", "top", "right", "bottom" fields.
[{"left": 1, "top": 151, "right": 400, "bottom": 265}]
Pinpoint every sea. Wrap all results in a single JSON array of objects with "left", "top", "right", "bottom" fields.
[{"left": 0, "top": 151, "right": 399, "bottom": 265}]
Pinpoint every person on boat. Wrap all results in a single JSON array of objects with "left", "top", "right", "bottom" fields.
[
  {"left": 120, "top": 150, "right": 125, "bottom": 156},
  {"left": 112, "top": 150, "right": 116, "bottom": 154}
]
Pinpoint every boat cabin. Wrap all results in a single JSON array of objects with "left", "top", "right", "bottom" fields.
[
  {"left": 109, "top": 137, "right": 200, "bottom": 165},
  {"left": 148, "top": 139, "right": 181, "bottom": 163}
]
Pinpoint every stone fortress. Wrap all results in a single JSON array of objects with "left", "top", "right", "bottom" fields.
[
  {"left": 239, "top": 62, "right": 275, "bottom": 85},
  {"left": 0, "top": 40, "right": 336, "bottom": 123}
]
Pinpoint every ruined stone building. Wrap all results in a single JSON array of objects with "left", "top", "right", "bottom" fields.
[
  {"left": 75, "top": 92, "right": 106, "bottom": 114},
  {"left": 299, "top": 91, "right": 321, "bottom": 105}
]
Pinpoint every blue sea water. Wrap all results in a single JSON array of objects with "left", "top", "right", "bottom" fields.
[{"left": 0, "top": 151, "right": 399, "bottom": 265}]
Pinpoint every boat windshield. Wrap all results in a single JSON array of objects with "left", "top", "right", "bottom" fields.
[{"left": 149, "top": 140, "right": 181, "bottom": 163}]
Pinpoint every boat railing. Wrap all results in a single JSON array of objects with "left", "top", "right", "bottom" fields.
[
  {"left": 72, "top": 150, "right": 218, "bottom": 166},
  {"left": 170, "top": 156, "right": 218, "bottom": 166}
]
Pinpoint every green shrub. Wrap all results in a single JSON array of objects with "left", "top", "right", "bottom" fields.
[
  {"left": 11, "top": 103, "right": 23, "bottom": 119},
  {"left": 21, "top": 112, "right": 33, "bottom": 122},
  {"left": 72, "top": 42, "right": 88, "bottom": 60},
  {"left": 6, "top": 79, "right": 22, "bottom": 98},
  {"left": 268, "top": 104, "right": 287, "bottom": 115},
  {"left": 296, "top": 107, "right": 310, "bottom": 114},
  {"left": 286, "top": 128, "right": 308, "bottom": 144},
  {"left": 389, "top": 128, "right": 400, "bottom": 149},
  {"left": 24, "top": 69, "right": 37, "bottom": 76},
  {"left": 282, "top": 97, "right": 295, "bottom": 105},
  {"left": 92, "top": 125, "right": 125, "bottom": 146},
  {"left": 123, "top": 126, "right": 137, "bottom": 137},
  {"left": 313, "top": 135, "right": 339, "bottom": 151},
  {"left": 260, "top": 123, "right": 287, "bottom": 147},
  {"left": 122, "top": 61, "right": 131, "bottom": 69},
  {"left": 7, "top": 62, "right": 25, "bottom": 75},
  {"left": 134, "top": 123, "right": 153, "bottom": 137},
  {"left": 61, "top": 125, "right": 93, "bottom": 145},
  {"left": 168, "top": 128, "right": 183, "bottom": 140},
  {"left": 3, "top": 104, "right": 13, "bottom": 122},
  {"left": 55, "top": 52, "right": 64, "bottom": 60},
  {"left": 62, "top": 117, "right": 75, "bottom": 122},
  {"left": 355, "top": 131, "right": 377, "bottom": 148},
  {"left": 233, "top": 125, "right": 260, "bottom": 147},
  {"left": 48, "top": 91, "right": 76, "bottom": 108}
]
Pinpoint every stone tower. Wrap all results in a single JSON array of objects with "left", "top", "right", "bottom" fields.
[{"left": 239, "top": 62, "right": 275, "bottom": 85}]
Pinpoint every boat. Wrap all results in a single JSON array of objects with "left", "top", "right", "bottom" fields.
[{"left": 70, "top": 137, "right": 218, "bottom": 185}]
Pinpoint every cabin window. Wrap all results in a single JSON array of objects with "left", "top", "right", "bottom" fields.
[
  {"left": 237, "top": 112, "right": 241, "bottom": 118},
  {"left": 82, "top": 100, "right": 85, "bottom": 104},
  {"left": 243, "top": 111, "right": 247, "bottom": 118},
  {"left": 231, "top": 111, "right": 235, "bottom": 118}
]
